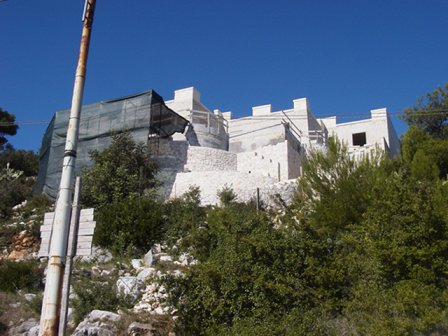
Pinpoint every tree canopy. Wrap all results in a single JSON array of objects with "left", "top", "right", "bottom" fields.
[
  {"left": 401, "top": 84, "right": 448, "bottom": 179},
  {"left": 0, "top": 108, "right": 18, "bottom": 151},
  {"left": 402, "top": 84, "right": 448, "bottom": 139},
  {"left": 81, "top": 132, "right": 159, "bottom": 209}
]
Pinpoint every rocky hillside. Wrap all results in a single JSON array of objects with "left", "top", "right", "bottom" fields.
[{"left": 0, "top": 199, "right": 198, "bottom": 335}]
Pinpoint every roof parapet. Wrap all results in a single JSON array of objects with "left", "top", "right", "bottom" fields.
[
  {"left": 174, "top": 87, "right": 201, "bottom": 103},
  {"left": 293, "top": 97, "right": 309, "bottom": 113},
  {"left": 252, "top": 104, "right": 272, "bottom": 116},
  {"left": 371, "top": 107, "right": 388, "bottom": 119},
  {"left": 221, "top": 111, "right": 232, "bottom": 120},
  {"left": 320, "top": 116, "right": 337, "bottom": 128}
]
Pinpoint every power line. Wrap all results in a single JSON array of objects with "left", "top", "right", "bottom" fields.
[
  {"left": 0, "top": 120, "right": 49, "bottom": 126},
  {"left": 1, "top": 109, "right": 448, "bottom": 127}
]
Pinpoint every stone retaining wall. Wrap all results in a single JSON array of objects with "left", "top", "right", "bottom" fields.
[
  {"left": 184, "top": 146, "right": 237, "bottom": 172},
  {"left": 169, "top": 170, "right": 297, "bottom": 206}
]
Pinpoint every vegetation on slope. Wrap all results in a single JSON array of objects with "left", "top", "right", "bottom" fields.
[
  {"left": 163, "top": 138, "right": 448, "bottom": 335},
  {"left": 1, "top": 85, "right": 448, "bottom": 334}
]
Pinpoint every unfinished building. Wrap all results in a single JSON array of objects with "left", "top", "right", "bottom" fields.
[
  {"left": 157, "top": 87, "right": 399, "bottom": 204},
  {"left": 36, "top": 86, "right": 400, "bottom": 205}
]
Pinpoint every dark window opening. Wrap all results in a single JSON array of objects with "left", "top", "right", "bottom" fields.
[{"left": 352, "top": 132, "right": 366, "bottom": 146}]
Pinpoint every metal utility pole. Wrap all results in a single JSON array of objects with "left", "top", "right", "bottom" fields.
[
  {"left": 39, "top": 1, "right": 96, "bottom": 335},
  {"left": 58, "top": 177, "right": 82, "bottom": 336}
]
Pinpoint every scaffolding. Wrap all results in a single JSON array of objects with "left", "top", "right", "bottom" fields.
[{"left": 35, "top": 90, "right": 189, "bottom": 199}]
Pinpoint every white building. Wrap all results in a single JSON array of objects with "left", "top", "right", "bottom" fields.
[{"left": 155, "top": 87, "right": 400, "bottom": 205}]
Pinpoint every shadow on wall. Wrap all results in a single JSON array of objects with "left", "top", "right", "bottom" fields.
[
  {"left": 155, "top": 129, "right": 198, "bottom": 199},
  {"left": 185, "top": 125, "right": 200, "bottom": 146}
]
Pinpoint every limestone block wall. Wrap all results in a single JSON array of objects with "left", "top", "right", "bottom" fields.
[
  {"left": 235, "top": 180, "right": 298, "bottom": 208},
  {"left": 236, "top": 142, "right": 289, "bottom": 181},
  {"left": 169, "top": 170, "right": 290, "bottom": 205},
  {"left": 184, "top": 146, "right": 237, "bottom": 172},
  {"left": 169, "top": 170, "right": 297, "bottom": 206}
]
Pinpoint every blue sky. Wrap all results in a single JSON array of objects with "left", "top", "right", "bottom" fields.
[{"left": 1, "top": 0, "right": 447, "bottom": 151}]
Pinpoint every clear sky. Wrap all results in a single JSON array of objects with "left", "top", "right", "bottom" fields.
[{"left": 1, "top": 0, "right": 447, "bottom": 152}]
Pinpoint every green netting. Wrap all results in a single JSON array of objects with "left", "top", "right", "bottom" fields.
[{"left": 35, "top": 90, "right": 188, "bottom": 199}]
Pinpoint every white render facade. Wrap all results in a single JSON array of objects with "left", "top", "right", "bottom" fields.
[{"left": 155, "top": 87, "right": 400, "bottom": 205}]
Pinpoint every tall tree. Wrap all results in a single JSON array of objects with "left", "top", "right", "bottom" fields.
[
  {"left": 0, "top": 108, "right": 18, "bottom": 150},
  {"left": 401, "top": 85, "right": 448, "bottom": 178},
  {"left": 402, "top": 84, "right": 448, "bottom": 139},
  {"left": 80, "top": 132, "right": 158, "bottom": 209}
]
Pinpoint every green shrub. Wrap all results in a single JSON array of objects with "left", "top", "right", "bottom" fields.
[
  {"left": 0, "top": 176, "right": 34, "bottom": 220},
  {"left": 163, "top": 186, "right": 207, "bottom": 249},
  {"left": 217, "top": 185, "right": 237, "bottom": 206},
  {"left": 164, "top": 203, "right": 305, "bottom": 335},
  {"left": 0, "top": 260, "right": 42, "bottom": 292},
  {"left": 94, "top": 196, "right": 165, "bottom": 257}
]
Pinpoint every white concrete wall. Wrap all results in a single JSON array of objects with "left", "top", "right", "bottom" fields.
[
  {"left": 165, "top": 87, "right": 229, "bottom": 150},
  {"left": 236, "top": 142, "right": 288, "bottom": 181},
  {"left": 386, "top": 116, "right": 401, "bottom": 157},
  {"left": 228, "top": 97, "right": 326, "bottom": 154},
  {"left": 286, "top": 131, "right": 303, "bottom": 179},
  {"left": 165, "top": 87, "right": 199, "bottom": 119},
  {"left": 229, "top": 118, "right": 286, "bottom": 153},
  {"left": 321, "top": 108, "right": 397, "bottom": 155}
]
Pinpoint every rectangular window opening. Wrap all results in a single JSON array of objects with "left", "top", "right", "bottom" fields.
[{"left": 352, "top": 132, "right": 366, "bottom": 146}]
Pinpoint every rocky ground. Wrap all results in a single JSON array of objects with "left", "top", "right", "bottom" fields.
[
  {"left": 0, "top": 201, "right": 42, "bottom": 261},
  {"left": 68, "top": 244, "right": 194, "bottom": 336},
  {"left": 0, "top": 202, "right": 191, "bottom": 336}
]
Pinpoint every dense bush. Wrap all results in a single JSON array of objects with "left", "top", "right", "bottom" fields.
[
  {"left": 0, "top": 260, "right": 42, "bottom": 292},
  {"left": 163, "top": 186, "right": 207, "bottom": 250},
  {"left": 94, "top": 196, "right": 165, "bottom": 257},
  {"left": 0, "top": 108, "right": 18, "bottom": 150},
  {"left": 164, "top": 202, "right": 306, "bottom": 335}
]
